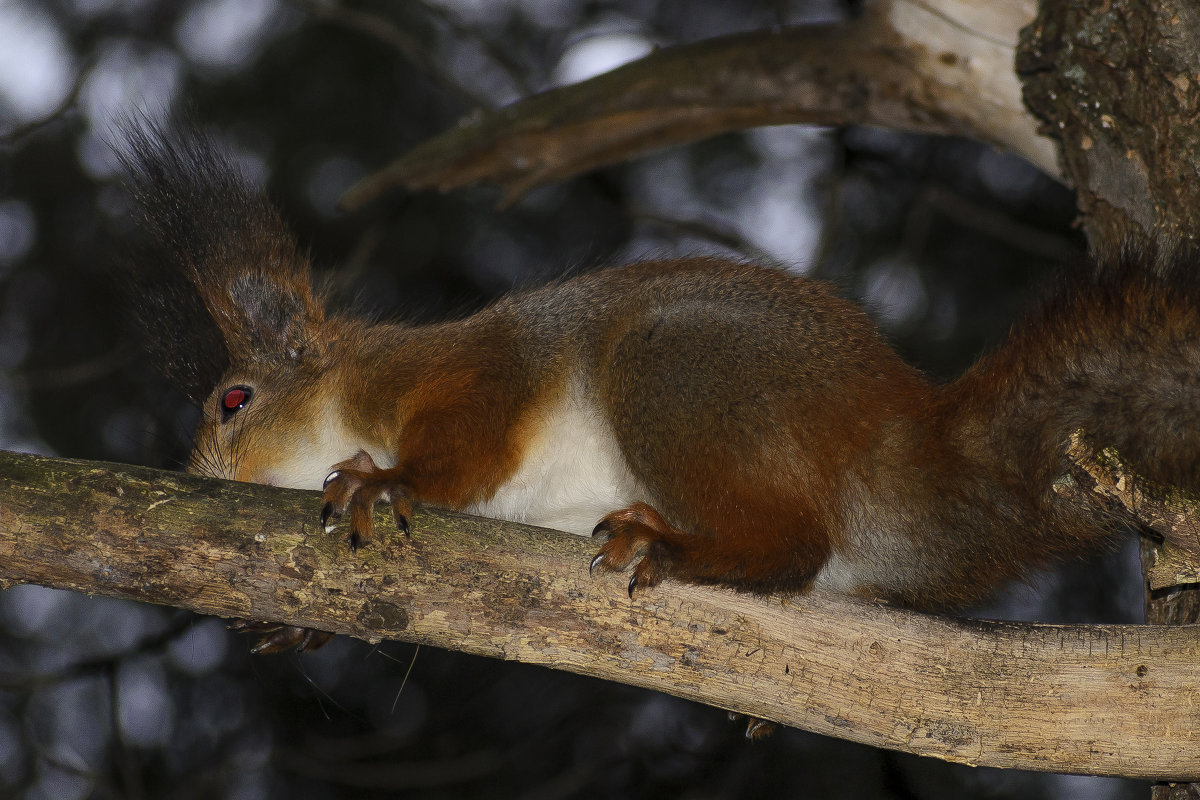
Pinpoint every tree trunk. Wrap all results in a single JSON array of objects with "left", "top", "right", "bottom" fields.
[{"left": 1017, "top": 0, "right": 1200, "bottom": 248}]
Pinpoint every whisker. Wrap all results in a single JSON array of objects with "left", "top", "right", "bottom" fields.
[{"left": 391, "top": 645, "right": 420, "bottom": 714}]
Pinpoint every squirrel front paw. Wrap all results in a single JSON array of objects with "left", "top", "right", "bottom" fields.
[{"left": 321, "top": 450, "right": 413, "bottom": 551}]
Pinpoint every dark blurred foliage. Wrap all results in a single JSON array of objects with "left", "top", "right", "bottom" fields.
[{"left": 0, "top": 1, "right": 1145, "bottom": 799}]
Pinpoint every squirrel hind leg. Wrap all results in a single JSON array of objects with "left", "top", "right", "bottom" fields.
[{"left": 589, "top": 500, "right": 832, "bottom": 597}]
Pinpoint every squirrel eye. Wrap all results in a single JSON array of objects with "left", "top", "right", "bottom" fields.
[{"left": 220, "top": 386, "right": 253, "bottom": 422}]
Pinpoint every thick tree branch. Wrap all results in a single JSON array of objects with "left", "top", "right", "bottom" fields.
[
  {"left": 1, "top": 449, "right": 1199, "bottom": 780},
  {"left": 341, "top": 0, "right": 1055, "bottom": 209}
]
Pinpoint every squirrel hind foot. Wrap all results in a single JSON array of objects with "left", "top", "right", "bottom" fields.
[
  {"left": 727, "top": 712, "right": 778, "bottom": 740},
  {"left": 590, "top": 503, "right": 683, "bottom": 596}
]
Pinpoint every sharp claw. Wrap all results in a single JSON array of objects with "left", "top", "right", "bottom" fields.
[
  {"left": 745, "top": 719, "right": 775, "bottom": 740},
  {"left": 320, "top": 502, "right": 333, "bottom": 526},
  {"left": 250, "top": 631, "right": 294, "bottom": 655},
  {"left": 589, "top": 552, "right": 605, "bottom": 575},
  {"left": 627, "top": 574, "right": 638, "bottom": 598}
]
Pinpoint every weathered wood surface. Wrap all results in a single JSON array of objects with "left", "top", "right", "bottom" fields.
[{"left": 0, "top": 449, "right": 1198, "bottom": 779}]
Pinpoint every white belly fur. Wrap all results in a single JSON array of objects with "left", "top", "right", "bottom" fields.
[
  {"left": 260, "top": 404, "right": 393, "bottom": 490},
  {"left": 464, "top": 380, "right": 646, "bottom": 535}
]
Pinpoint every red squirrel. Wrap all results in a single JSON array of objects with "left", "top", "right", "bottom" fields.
[{"left": 123, "top": 126, "right": 1200, "bottom": 629}]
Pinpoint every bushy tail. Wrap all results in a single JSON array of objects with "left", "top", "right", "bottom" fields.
[{"left": 950, "top": 242, "right": 1200, "bottom": 497}]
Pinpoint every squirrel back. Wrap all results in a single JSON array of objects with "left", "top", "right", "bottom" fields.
[{"left": 123, "top": 126, "right": 1200, "bottom": 611}]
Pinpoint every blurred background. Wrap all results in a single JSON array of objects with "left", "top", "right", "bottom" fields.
[{"left": 0, "top": 0, "right": 1147, "bottom": 798}]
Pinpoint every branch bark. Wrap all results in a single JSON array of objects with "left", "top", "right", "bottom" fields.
[
  {"left": 341, "top": 0, "right": 1054, "bottom": 209},
  {"left": 2, "top": 449, "right": 1199, "bottom": 781}
]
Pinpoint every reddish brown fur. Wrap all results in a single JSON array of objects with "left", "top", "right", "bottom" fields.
[{"left": 583, "top": 259, "right": 941, "bottom": 598}]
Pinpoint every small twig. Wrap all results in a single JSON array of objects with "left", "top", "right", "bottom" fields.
[
  {"left": 0, "top": 52, "right": 99, "bottom": 147},
  {"left": 913, "top": 184, "right": 1082, "bottom": 263},
  {"left": 390, "top": 644, "right": 419, "bottom": 713}
]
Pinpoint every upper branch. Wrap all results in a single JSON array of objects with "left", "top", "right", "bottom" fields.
[
  {"left": 341, "top": 0, "right": 1056, "bottom": 209},
  {"left": 0, "top": 449, "right": 1197, "bottom": 780}
]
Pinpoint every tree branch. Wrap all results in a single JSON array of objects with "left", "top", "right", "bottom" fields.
[
  {"left": 1, "top": 449, "right": 1198, "bottom": 780},
  {"left": 341, "top": 0, "right": 1057, "bottom": 209},
  {"left": 1064, "top": 433, "right": 1200, "bottom": 593}
]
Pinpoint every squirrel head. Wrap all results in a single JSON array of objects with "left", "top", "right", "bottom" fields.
[{"left": 120, "top": 119, "right": 364, "bottom": 488}]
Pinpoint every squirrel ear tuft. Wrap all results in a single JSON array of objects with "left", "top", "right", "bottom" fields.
[
  {"left": 224, "top": 271, "right": 325, "bottom": 362},
  {"left": 116, "top": 113, "right": 328, "bottom": 390}
]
